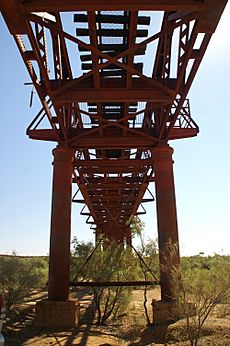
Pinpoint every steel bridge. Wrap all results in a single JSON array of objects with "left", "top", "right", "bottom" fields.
[{"left": 1, "top": 0, "right": 227, "bottom": 327}]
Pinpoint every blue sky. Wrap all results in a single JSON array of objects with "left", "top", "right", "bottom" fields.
[{"left": 0, "top": 5, "right": 230, "bottom": 256}]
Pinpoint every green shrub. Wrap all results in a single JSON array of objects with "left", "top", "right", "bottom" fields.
[
  {"left": 71, "top": 238, "right": 139, "bottom": 324},
  {"left": 173, "top": 254, "right": 230, "bottom": 346},
  {"left": 0, "top": 254, "right": 48, "bottom": 309}
]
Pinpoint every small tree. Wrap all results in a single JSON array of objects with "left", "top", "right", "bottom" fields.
[
  {"left": 0, "top": 253, "right": 47, "bottom": 309},
  {"left": 139, "top": 240, "right": 159, "bottom": 325},
  {"left": 71, "top": 238, "right": 139, "bottom": 324},
  {"left": 70, "top": 237, "right": 94, "bottom": 281},
  {"left": 128, "top": 216, "right": 159, "bottom": 325},
  {"left": 169, "top": 254, "right": 230, "bottom": 346}
]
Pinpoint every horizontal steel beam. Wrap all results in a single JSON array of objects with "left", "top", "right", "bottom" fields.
[
  {"left": 53, "top": 88, "right": 172, "bottom": 103},
  {"left": 94, "top": 210, "right": 132, "bottom": 214},
  {"left": 83, "top": 195, "right": 137, "bottom": 201},
  {"left": 76, "top": 28, "right": 148, "bottom": 38},
  {"left": 74, "top": 177, "right": 154, "bottom": 184},
  {"left": 77, "top": 167, "right": 150, "bottom": 173},
  {"left": 79, "top": 183, "right": 142, "bottom": 189},
  {"left": 70, "top": 135, "right": 156, "bottom": 149},
  {"left": 69, "top": 280, "right": 158, "bottom": 287},
  {"left": 0, "top": 1, "right": 27, "bottom": 34},
  {"left": 74, "top": 159, "right": 152, "bottom": 167},
  {"left": 28, "top": 128, "right": 154, "bottom": 147},
  {"left": 27, "top": 127, "right": 198, "bottom": 143},
  {"left": 22, "top": 0, "right": 205, "bottom": 12},
  {"left": 74, "top": 14, "right": 150, "bottom": 26}
]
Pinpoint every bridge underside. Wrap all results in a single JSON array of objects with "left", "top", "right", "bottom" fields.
[{"left": 1, "top": 0, "right": 227, "bottom": 325}]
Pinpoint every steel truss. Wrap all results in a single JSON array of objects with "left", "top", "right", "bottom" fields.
[{"left": 1, "top": 0, "right": 227, "bottom": 243}]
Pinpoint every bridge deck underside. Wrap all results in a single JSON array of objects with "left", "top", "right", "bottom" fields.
[{"left": 1, "top": 0, "right": 227, "bottom": 240}]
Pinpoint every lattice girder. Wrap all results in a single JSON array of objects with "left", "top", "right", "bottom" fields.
[{"left": 1, "top": 0, "right": 227, "bottom": 241}]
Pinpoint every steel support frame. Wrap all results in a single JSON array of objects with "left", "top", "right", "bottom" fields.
[
  {"left": 1, "top": 0, "right": 228, "bottom": 309},
  {"left": 152, "top": 144, "right": 180, "bottom": 302},
  {"left": 48, "top": 146, "right": 74, "bottom": 301}
]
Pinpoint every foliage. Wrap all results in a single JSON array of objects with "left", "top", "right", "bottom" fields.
[
  {"left": 0, "top": 253, "right": 48, "bottom": 309},
  {"left": 70, "top": 237, "right": 94, "bottom": 281},
  {"left": 137, "top": 243, "right": 159, "bottom": 324},
  {"left": 172, "top": 254, "right": 230, "bottom": 346},
  {"left": 71, "top": 238, "right": 140, "bottom": 324},
  {"left": 128, "top": 215, "right": 144, "bottom": 238},
  {"left": 89, "top": 242, "right": 139, "bottom": 324},
  {"left": 128, "top": 216, "right": 159, "bottom": 325}
]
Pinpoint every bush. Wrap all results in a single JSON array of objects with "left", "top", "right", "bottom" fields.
[
  {"left": 71, "top": 238, "right": 139, "bottom": 324},
  {"left": 70, "top": 238, "right": 94, "bottom": 281},
  {"left": 0, "top": 253, "right": 48, "bottom": 309},
  {"left": 171, "top": 254, "right": 230, "bottom": 346}
]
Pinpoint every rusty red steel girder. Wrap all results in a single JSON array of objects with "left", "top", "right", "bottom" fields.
[{"left": 1, "top": 0, "right": 227, "bottom": 242}]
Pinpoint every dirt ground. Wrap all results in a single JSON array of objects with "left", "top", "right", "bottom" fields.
[{"left": 2, "top": 288, "right": 230, "bottom": 346}]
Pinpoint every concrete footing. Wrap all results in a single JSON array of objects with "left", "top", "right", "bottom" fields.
[
  {"left": 34, "top": 300, "right": 80, "bottom": 328},
  {"left": 152, "top": 300, "right": 195, "bottom": 325}
]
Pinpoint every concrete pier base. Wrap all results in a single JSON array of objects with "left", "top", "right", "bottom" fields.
[
  {"left": 152, "top": 300, "right": 195, "bottom": 325},
  {"left": 34, "top": 300, "right": 80, "bottom": 328}
]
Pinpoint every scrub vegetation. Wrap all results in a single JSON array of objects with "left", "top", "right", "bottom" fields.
[
  {"left": 0, "top": 253, "right": 48, "bottom": 309},
  {"left": 0, "top": 238, "right": 229, "bottom": 345}
]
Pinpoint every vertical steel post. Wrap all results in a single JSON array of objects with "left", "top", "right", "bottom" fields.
[
  {"left": 48, "top": 146, "right": 74, "bottom": 301},
  {"left": 152, "top": 144, "right": 180, "bottom": 302}
]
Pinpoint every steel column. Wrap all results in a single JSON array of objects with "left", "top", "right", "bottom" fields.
[
  {"left": 48, "top": 146, "right": 74, "bottom": 301},
  {"left": 152, "top": 144, "right": 180, "bottom": 302}
]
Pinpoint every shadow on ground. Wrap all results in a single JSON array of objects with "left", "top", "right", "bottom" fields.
[
  {"left": 3, "top": 288, "right": 98, "bottom": 346},
  {"left": 3, "top": 288, "right": 224, "bottom": 346},
  {"left": 128, "top": 324, "right": 169, "bottom": 345}
]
